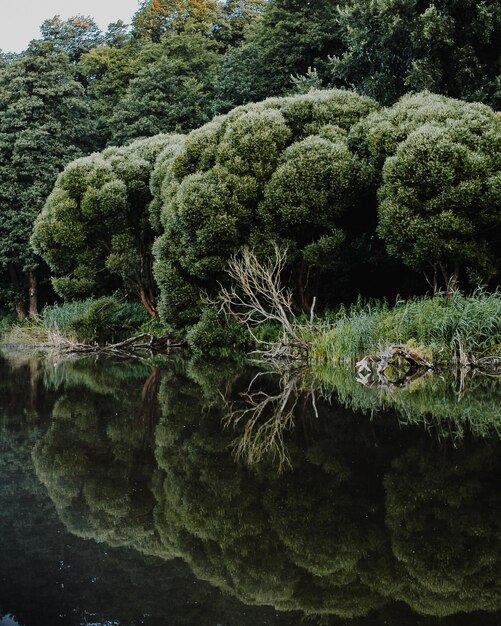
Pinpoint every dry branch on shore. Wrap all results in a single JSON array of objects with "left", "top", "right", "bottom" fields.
[{"left": 53, "top": 333, "right": 185, "bottom": 358}]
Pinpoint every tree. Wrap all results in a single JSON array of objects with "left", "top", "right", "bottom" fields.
[
  {"left": 214, "top": 0, "right": 347, "bottom": 109},
  {"left": 152, "top": 89, "right": 379, "bottom": 332},
  {"left": 373, "top": 94, "right": 501, "bottom": 290},
  {"left": 132, "top": 0, "right": 219, "bottom": 42},
  {"left": 0, "top": 42, "right": 96, "bottom": 319},
  {"left": 40, "top": 15, "right": 103, "bottom": 63},
  {"left": 331, "top": 0, "right": 501, "bottom": 108},
  {"left": 109, "top": 33, "right": 221, "bottom": 145},
  {"left": 213, "top": 0, "right": 266, "bottom": 49},
  {"left": 80, "top": 41, "right": 140, "bottom": 145},
  {"left": 103, "top": 20, "right": 131, "bottom": 48},
  {"left": 31, "top": 134, "right": 184, "bottom": 318}
]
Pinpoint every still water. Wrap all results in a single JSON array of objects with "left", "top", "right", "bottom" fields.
[{"left": 0, "top": 350, "right": 500, "bottom": 626}]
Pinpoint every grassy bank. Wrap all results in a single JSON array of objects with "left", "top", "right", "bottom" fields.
[
  {"left": 1, "top": 297, "right": 171, "bottom": 349},
  {"left": 309, "top": 291, "right": 501, "bottom": 366},
  {"left": 2, "top": 291, "right": 501, "bottom": 367}
]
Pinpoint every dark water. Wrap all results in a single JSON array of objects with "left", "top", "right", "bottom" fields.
[{"left": 1, "top": 350, "right": 501, "bottom": 626}]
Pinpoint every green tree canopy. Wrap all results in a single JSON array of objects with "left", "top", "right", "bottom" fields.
[
  {"left": 40, "top": 15, "right": 103, "bottom": 63},
  {"left": 132, "top": 0, "right": 220, "bottom": 42},
  {"left": 0, "top": 42, "right": 96, "bottom": 319},
  {"left": 109, "top": 33, "right": 221, "bottom": 145},
  {"left": 31, "top": 134, "right": 184, "bottom": 318},
  {"left": 214, "top": 0, "right": 346, "bottom": 109},
  {"left": 350, "top": 92, "right": 501, "bottom": 289},
  {"left": 331, "top": 0, "right": 501, "bottom": 108},
  {"left": 213, "top": 0, "right": 266, "bottom": 49},
  {"left": 152, "top": 89, "right": 379, "bottom": 332},
  {"left": 80, "top": 40, "right": 141, "bottom": 145}
]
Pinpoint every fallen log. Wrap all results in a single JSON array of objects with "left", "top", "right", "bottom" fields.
[{"left": 56, "top": 333, "right": 185, "bottom": 356}]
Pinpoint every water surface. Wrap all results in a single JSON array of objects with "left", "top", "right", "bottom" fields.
[{"left": 1, "top": 350, "right": 500, "bottom": 626}]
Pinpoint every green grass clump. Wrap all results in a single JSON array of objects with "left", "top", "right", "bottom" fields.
[
  {"left": 42, "top": 297, "right": 154, "bottom": 344},
  {"left": 0, "top": 313, "right": 18, "bottom": 338},
  {"left": 310, "top": 291, "right": 501, "bottom": 365}
]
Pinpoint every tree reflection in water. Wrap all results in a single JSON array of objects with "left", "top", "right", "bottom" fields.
[{"left": 24, "top": 354, "right": 501, "bottom": 622}]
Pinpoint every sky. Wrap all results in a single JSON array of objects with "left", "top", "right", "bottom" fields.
[{"left": 0, "top": 0, "right": 141, "bottom": 53}]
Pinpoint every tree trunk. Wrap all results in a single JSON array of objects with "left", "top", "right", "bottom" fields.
[
  {"left": 8, "top": 263, "right": 27, "bottom": 321},
  {"left": 140, "top": 287, "right": 157, "bottom": 320},
  {"left": 28, "top": 269, "right": 38, "bottom": 318}
]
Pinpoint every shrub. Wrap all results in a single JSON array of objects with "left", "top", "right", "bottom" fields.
[{"left": 152, "top": 89, "right": 380, "bottom": 332}]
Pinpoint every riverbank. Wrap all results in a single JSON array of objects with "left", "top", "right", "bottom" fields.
[
  {"left": 308, "top": 291, "right": 501, "bottom": 368},
  {"left": 2, "top": 292, "right": 501, "bottom": 371},
  {"left": 0, "top": 296, "right": 175, "bottom": 353}
]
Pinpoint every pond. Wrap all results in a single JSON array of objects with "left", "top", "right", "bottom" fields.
[{"left": 0, "top": 350, "right": 500, "bottom": 626}]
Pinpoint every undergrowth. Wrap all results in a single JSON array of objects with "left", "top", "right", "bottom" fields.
[
  {"left": 309, "top": 290, "right": 501, "bottom": 365},
  {"left": 2, "top": 296, "right": 172, "bottom": 347}
]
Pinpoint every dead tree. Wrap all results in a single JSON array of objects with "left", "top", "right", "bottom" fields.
[{"left": 216, "top": 245, "right": 310, "bottom": 362}]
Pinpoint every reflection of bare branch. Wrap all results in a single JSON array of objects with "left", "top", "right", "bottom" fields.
[
  {"left": 214, "top": 245, "right": 310, "bottom": 362},
  {"left": 223, "top": 367, "right": 314, "bottom": 472}
]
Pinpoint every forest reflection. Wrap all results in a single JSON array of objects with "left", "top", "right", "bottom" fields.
[{"left": 5, "top": 351, "right": 497, "bottom": 623}]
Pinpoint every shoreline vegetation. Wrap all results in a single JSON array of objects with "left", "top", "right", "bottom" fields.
[
  {"left": 2, "top": 286, "right": 500, "bottom": 382},
  {"left": 23, "top": 89, "right": 501, "bottom": 369}
]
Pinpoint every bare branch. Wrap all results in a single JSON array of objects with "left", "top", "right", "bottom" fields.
[{"left": 214, "top": 245, "right": 310, "bottom": 363}]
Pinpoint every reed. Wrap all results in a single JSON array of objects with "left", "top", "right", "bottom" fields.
[{"left": 309, "top": 290, "right": 501, "bottom": 365}]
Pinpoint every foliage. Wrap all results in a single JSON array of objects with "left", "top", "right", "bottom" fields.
[
  {"left": 31, "top": 134, "right": 184, "bottom": 317},
  {"left": 132, "top": 0, "right": 220, "bottom": 42},
  {"left": 310, "top": 290, "right": 501, "bottom": 365},
  {"left": 346, "top": 92, "right": 501, "bottom": 289},
  {"left": 349, "top": 91, "right": 500, "bottom": 176},
  {"left": 214, "top": 0, "right": 346, "bottom": 108},
  {"left": 213, "top": 0, "right": 266, "bottom": 49},
  {"left": 185, "top": 308, "right": 249, "bottom": 355},
  {"left": 109, "top": 33, "right": 221, "bottom": 144},
  {"left": 40, "top": 15, "right": 103, "bottom": 63},
  {"left": 152, "top": 89, "right": 380, "bottom": 331},
  {"left": 331, "top": 0, "right": 501, "bottom": 108},
  {"left": 0, "top": 41, "right": 97, "bottom": 316},
  {"left": 80, "top": 38, "right": 140, "bottom": 145},
  {"left": 377, "top": 115, "right": 501, "bottom": 287},
  {"left": 41, "top": 297, "right": 150, "bottom": 344}
]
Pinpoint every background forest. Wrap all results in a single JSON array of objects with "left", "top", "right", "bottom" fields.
[{"left": 0, "top": 0, "right": 500, "bottom": 354}]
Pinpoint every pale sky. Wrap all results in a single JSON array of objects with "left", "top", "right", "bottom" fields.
[{"left": 0, "top": 0, "right": 142, "bottom": 53}]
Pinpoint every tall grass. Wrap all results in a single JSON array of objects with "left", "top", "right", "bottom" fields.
[
  {"left": 309, "top": 290, "right": 501, "bottom": 365},
  {"left": 2, "top": 297, "right": 156, "bottom": 348}
]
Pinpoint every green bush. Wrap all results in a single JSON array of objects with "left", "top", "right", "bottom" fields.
[
  {"left": 185, "top": 308, "right": 249, "bottom": 356},
  {"left": 31, "top": 133, "right": 185, "bottom": 317},
  {"left": 152, "top": 89, "right": 380, "bottom": 332},
  {"left": 42, "top": 297, "right": 152, "bottom": 345}
]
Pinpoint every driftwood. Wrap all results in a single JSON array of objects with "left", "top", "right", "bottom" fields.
[
  {"left": 356, "top": 344, "right": 433, "bottom": 387},
  {"left": 356, "top": 341, "right": 501, "bottom": 388},
  {"left": 475, "top": 355, "right": 501, "bottom": 371},
  {"left": 55, "top": 333, "right": 185, "bottom": 358}
]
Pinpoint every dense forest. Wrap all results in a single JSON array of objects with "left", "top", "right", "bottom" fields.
[{"left": 1, "top": 0, "right": 500, "bottom": 355}]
